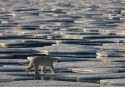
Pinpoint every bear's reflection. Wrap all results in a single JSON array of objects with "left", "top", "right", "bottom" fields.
[{"left": 33, "top": 74, "right": 55, "bottom": 80}]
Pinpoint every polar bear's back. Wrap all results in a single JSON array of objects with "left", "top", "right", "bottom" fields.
[{"left": 27, "top": 56, "right": 58, "bottom": 66}]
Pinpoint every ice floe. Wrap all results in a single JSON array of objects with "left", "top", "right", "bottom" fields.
[{"left": 1, "top": 0, "right": 125, "bottom": 86}]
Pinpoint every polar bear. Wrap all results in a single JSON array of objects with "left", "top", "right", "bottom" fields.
[{"left": 25, "top": 56, "right": 60, "bottom": 74}]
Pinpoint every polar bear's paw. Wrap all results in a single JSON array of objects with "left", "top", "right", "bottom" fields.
[{"left": 25, "top": 69, "right": 29, "bottom": 74}]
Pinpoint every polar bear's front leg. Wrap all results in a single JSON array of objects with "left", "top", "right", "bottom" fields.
[
  {"left": 49, "top": 65, "right": 55, "bottom": 74},
  {"left": 34, "top": 63, "right": 40, "bottom": 74},
  {"left": 41, "top": 66, "right": 46, "bottom": 74},
  {"left": 25, "top": 61, "right": 33, "bottom": 73}
]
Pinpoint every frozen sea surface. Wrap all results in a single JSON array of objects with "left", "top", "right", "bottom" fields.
[{"left": 0, "top": 0, "right": 125, "bottom": 87}]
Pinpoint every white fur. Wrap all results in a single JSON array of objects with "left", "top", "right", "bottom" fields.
[{"left": 25, "top": 56, "right": 59, "bottom": 74}]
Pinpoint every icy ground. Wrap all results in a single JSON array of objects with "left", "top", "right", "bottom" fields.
[{"left": 0, "top": 0, "right": 125, "bottom": 87}]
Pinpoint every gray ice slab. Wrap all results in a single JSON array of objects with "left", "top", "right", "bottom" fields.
[
  {"left": 0, "top": 54, "right": 14, "bottom": 59},
  {"left": 0, "top": 48, "right": 40, "bottom": 54},
  {"left": 103, "top": 43, "right": 125, "bottom": 46},
  {"left": 24, "top": 33, "right": 51, "bottom": 39},
  {"left": 17, "top": 16, "right": 74, "bottom": 24},
  {"left": 0, "top": 33, "right": 26, "bottom": 39},
  {"left": 15, "top": 30, "right": 52, "bottom": 34},
  {"left": 89, "top": 38, "right": 125, "bottom": 43},
  {"left": 96, "top": 57, "right": 125, "bottom": 62},
  {"left": 69, "top": 67, "right": 125, "bottom": 74},
  {"left": 96, "top": 50, "right": 125, "bottom": 57},
  {"left": 0, "top": 59, "right": 28, "bottom": 65},
  {"left": 100, "top": 79, "right": 125, "bottom": 85},
  {"left": 54, "top": 31, "right": 100, "bottom": 35},
  {"left": 0, "top": 74, "right": 33, "bottom": 82},
  {"left": 74, "top": 18, "right": 95, "bottom": 24},
  {"left": 83, "top": 27, "right": 122, "bottom": 33},
  {"left": 77, "top": 73, "right": 125, "bottom": 82},
  {"left": 0, "top": 39, "right": 55, "bottom": 48},
  {"left": 95, "top": 44, "right": 125, "bottom": 51},
  {"left": 56, "top": 39, "right": 117, "bottom": 45},
  {"left": 0, "top": 42, "right": 27, "bottom": 47},
  {"left": 0, "top": 39, "right": 55, "bottom": 45},
  {"left": 55, "top": 61, "right": 125, "bottom": 68},
  {"left": 48, "top": 54, "right": 96, "bottom": 58},
  {"left": 39, "top": 44, "right": 96, "bottom": 55},
  {"left": 62, "top": 34, "right": 125, "bottom": 40},
  {"left": 0, "top": 39, "right": 26, "bottom": 43},
  {"left": 57, "top": 57, "right": 99, "bottom": 62},
  {"left": 100, "top": 85, "right": 124, "bottom": 87},
  {"left": 0, "top": 80, "right": 100, "bottom": 87},
  {"left": 56, "top": 40, "right": 89, "bottom": 44},
  {"left": 0, "top": 65, "right": 27, "bottom": 72},
  {"left": 0, "top": 71, "right": 31, "bottom": 75}
]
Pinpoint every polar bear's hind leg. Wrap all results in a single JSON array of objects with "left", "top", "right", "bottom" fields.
[
  {"left": 49, "top": 65, "right": 55, "bottom": 74},
  {"left": 41, "top": 66, "right": 46, "bottom": 74}
]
